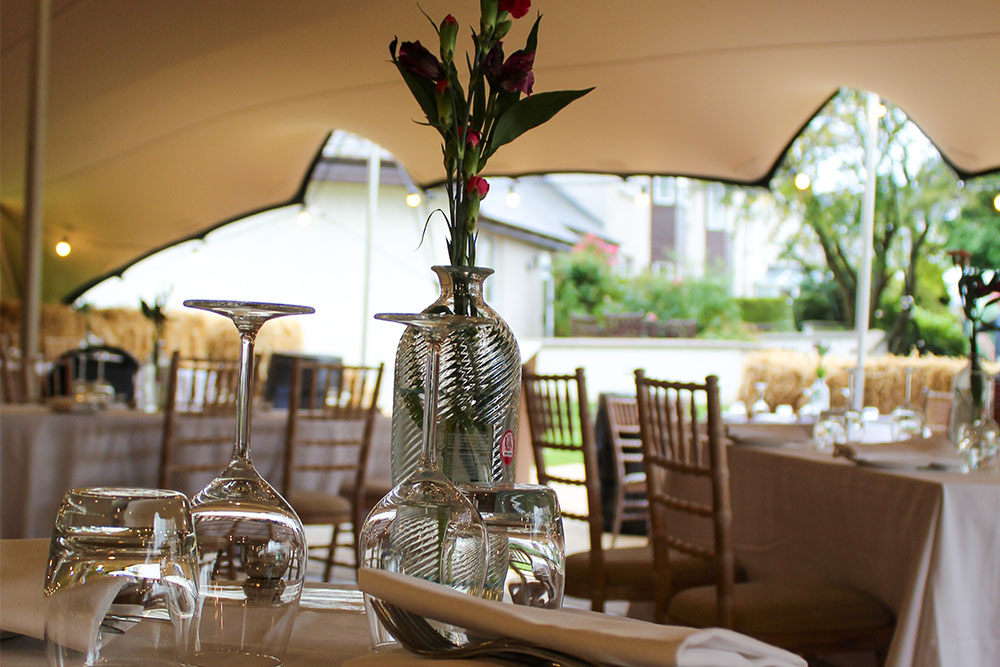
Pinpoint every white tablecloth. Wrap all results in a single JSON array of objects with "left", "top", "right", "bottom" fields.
[
  {"left": 0, "top": 404, "right": 391, "bottom": 539},
  {"left": 727, "top": 443, "right": 1000, "bottom": 667}
]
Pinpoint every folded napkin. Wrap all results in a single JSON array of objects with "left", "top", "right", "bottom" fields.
[
  {"left": 356, "top": 568, "right": 806, "bottom": 667},
  {"left": 726, "top": 423, "right": 812, "bottom": 446},
  {"left": 0, "top": 538, "right": 130, "bottom": 654},
  {"left": 834, "top": 435, "right": 963, "bottom": 470},
  {"left": 0, "top": 538, "right": 51, "bottom": 641}
]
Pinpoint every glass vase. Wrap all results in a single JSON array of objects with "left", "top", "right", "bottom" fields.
[
  {"left": 953, "top": 367, "right": 999, "bottom": 471},
  {"left": 389, "top": 266, "right": 521, "bottom": 487}
]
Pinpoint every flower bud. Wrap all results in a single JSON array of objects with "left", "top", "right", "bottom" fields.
[
  {"left": 435, "top": 80, "right": 452, "bottom": 126},
  {"left": 493, "top": 19, "right": 512, "bottom": 41},
  {"left": 480, "top": 0, "right": 498, "bottom": 36},
  {"left": 439, "top": 15, "right": 458, "bottom": 62},
  {"left": 463, "top": 148, "right": 479, "bottom": 179}
]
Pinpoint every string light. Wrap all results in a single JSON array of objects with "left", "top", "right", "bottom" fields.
[
  {"left": 405, "top": 191, "right": 422, "bottom": 208},
  {"left": 296, "top": 207, "right": 312, "bottom": 228},
  {"left": 55, "top": 238, "right": 71, "bottom": 257},
  {"left": 505, "top": 188, "right": 521, "bottom": 208},
  {"left": 794, "top": 173, "right": 811, "bottom": 190},
  {"left": 993, "top": 193, "right": 1000, "bottom": 212},
  {"left": 634, "top": 188, "right": 650, "bottom": 206}
]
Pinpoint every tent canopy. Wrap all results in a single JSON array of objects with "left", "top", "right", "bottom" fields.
[{"left": 2, "top": 0, "right": 998, "bottom": 302}]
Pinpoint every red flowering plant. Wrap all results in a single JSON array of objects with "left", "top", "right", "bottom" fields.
[
  {"left": 947, "top": 249, "right": 1000, "bottom": 409},
  {"left": 390, "top": 0, "right": 593, "bottom": 269}
]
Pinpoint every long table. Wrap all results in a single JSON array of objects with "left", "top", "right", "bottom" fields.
[
  {"left": 727, "top": 442, "right": 1000, "bottom": 667},
  {"left": 0, "top": 404, "right": 392, "bottom": 540}
]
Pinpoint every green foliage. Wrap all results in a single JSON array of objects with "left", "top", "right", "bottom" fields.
[
  {"left": 736, "top": 297, "right": 794, "bottom": 330},
  {"left": 551, "top": 238, "right": 621, "bottom": 336},
  {"left": 912, "top": 307, "right": 967, "bottom": 357},
  {"left": 793, "top": 277, "right": 848, "bottom": 329},
  {"left": 940, "top": 175, "right": 1000, "bottom": 269}
]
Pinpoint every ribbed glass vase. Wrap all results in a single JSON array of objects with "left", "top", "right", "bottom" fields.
[{"left": 390, "top": 266, "right": 520, "bottom": 487}]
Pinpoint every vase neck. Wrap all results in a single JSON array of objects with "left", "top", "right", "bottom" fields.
[{"left": 431, "top": 265, "right": 492, "bottom": 317}]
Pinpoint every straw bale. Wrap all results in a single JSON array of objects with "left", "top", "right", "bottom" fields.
[
  {"left": 737, "top": 349, "right": 996, "bottom": 414},
  {"left": 0, "top": 301, "right": 306, "bottom": 368}
]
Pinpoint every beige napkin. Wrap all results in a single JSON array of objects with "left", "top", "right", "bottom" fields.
[
  {"left": 726, "top": 423, "right": 812, "bottom": 446},
  {"left": 0, "top": 538, "right": 51, "bottom": 641},
  {"left": 356, "top": 568, "right": 806, "bottom": 667},
  {"left": 834, "top": 435, "right": 963, "bottom": 470},
  {"left": 0, "top": 538, "right": 128, "bottom": 654}
]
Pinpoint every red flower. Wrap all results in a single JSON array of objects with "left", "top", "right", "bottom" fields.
[
  {"left": 465, "top": 130, "right": 482, "bottom": 147},
  {"left": 483, "top": 42, "right": 505, "bottom": 85},
  {"left": 466, "top": 176, "right": 490, "bottom": 198},
  {"left": 398, "top": 40, "right": 445, "bottom": 81},
  {"left": 499, "top": 0, "right": 531, "bottom": 19},
  {"left": 498, "top": 49, "right": 534, "bottom": 95}
]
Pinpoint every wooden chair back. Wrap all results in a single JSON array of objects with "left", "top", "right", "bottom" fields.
[
  {"left": 282, "top": 360, "right": 384, "bottom": 545},
  {"left": 521, "top": 367, "right": 607, "bottom": 602},
  {"left": 922, "top": 388, "right": 952, "bottom": 435},
  {"left": 603, "top": 394, "right": 649, "bottom": 540},
  {"left": 158, "top": 351, "right": 243, "bottom": 491},
  {"left": 1, "top": 339, "right": 73, "bottom": 404},
  {"left": 634, "top": 369, "right": 732, "bottom": 625}
]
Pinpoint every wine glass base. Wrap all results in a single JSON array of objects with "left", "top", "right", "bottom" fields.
[{"left": 186, "top": 650, "right": 282, "bottom": 667}]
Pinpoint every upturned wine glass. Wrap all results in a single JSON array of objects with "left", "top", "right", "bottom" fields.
[
  {"left": 360, "top": 312, "right": 491, "bottom": 650},
  {"left": 182, "top": 300, "right": 313, "bottom": 667},
  {"left": 750, "top": 381, "right": 770, "bottom": 420},
  {"left": 890, "top": 367, "right": 924, "bottom": 440}
]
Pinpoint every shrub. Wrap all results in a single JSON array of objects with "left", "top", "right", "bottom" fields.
[{"left": 737, "top": 297, "right": 794, "bottom": 330}]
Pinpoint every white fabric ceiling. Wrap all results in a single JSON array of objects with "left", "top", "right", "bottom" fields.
[{"left": 1, "top": 0, "right": 998, "bottom": 301}]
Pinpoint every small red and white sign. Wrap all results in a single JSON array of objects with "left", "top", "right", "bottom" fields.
[{"left": 500, "top": 429, "right": 515, "bottom": 465}]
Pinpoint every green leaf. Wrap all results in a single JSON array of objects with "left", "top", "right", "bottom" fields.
[
  {"left": 394, "top": 61, "right": 442, "bottom": 134},
  {"left": 524, "top": 14, "right": 541, "bottom": 54},
  {"left": 484, "top": 88, "right": 594, "bottom": 158}
]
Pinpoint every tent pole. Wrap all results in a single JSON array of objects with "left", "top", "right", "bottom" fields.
[
  {"left": 21, "top": 0, "right": 51, "bottom": 399},
  {"left": 359, "top": 141, "right": 379, "bottom": 366},
  {"left": 853, "top": 91, "right": 880, "bottom": 412}
]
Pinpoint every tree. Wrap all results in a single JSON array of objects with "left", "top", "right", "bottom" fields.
[{"left": 771, "top": 89, "right": 969, "bottom": 353}]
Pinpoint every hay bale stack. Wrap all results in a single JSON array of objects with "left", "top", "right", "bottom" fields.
[
  {"left": 738, "top": 349, "right": 991, "bottom": 414},
  {"left": 0, "top": 301, "right": 306, "bottom": 365}
]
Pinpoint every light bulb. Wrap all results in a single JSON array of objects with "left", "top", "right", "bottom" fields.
[
  {"left": 55, "top": 240, "right": 71, "bottom": 257},
  {"left": 993, "top": 193, "right": 1000, "bottom": 212},
  {"left": 406, "top": 192, "right": 422, "bottom": 208},
  {"left": 296, "top": 208, "right": 312, "bottom": 228},
  {"left": 505, "top": 190, "right": 521, "bottom": 208},
  {"left": 794, "top": 173, "right": 811, "bottom": 190},
  {"left": 635, "top": 191, "right": 650, "bottom": 206}
]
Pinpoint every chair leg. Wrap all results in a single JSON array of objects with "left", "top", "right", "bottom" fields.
[
  {"left": 611, "top": 486, "right": 626, "bottom": 547},
  {"left": 323, "top": 524, "right": 341, "bottom": 582}
]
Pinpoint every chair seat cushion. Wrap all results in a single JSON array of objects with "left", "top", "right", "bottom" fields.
[
  {"left": 565, "top": 546, "right": 717, "bottom": 599},
  {"left": 289, "top": 489, "right": 351, "bottom": 521},
  {"left": 669, "top": 581, "right": 894, "bottom": 637}
]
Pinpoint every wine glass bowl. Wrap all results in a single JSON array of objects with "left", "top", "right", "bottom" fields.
[{"left": 181, "top": 300, "right": 314, "bottom": 667}]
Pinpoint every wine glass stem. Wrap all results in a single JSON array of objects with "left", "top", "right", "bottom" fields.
[
  {"left": 232, "top": 332, "right": 255, "bottom": 464},
  {"left": 419, "top": 338, "right": 442, "bottom": 469}
]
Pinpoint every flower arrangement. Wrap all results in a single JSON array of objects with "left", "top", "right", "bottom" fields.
[
  {"left": 947, "top": 249, "right": 999, "bottom": 410},
  {"left": 390, "top": 0, "right": 593, "bottom": 267},
  {"left": 139, "top": 293, "right": 169, "bottom": 372}
]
